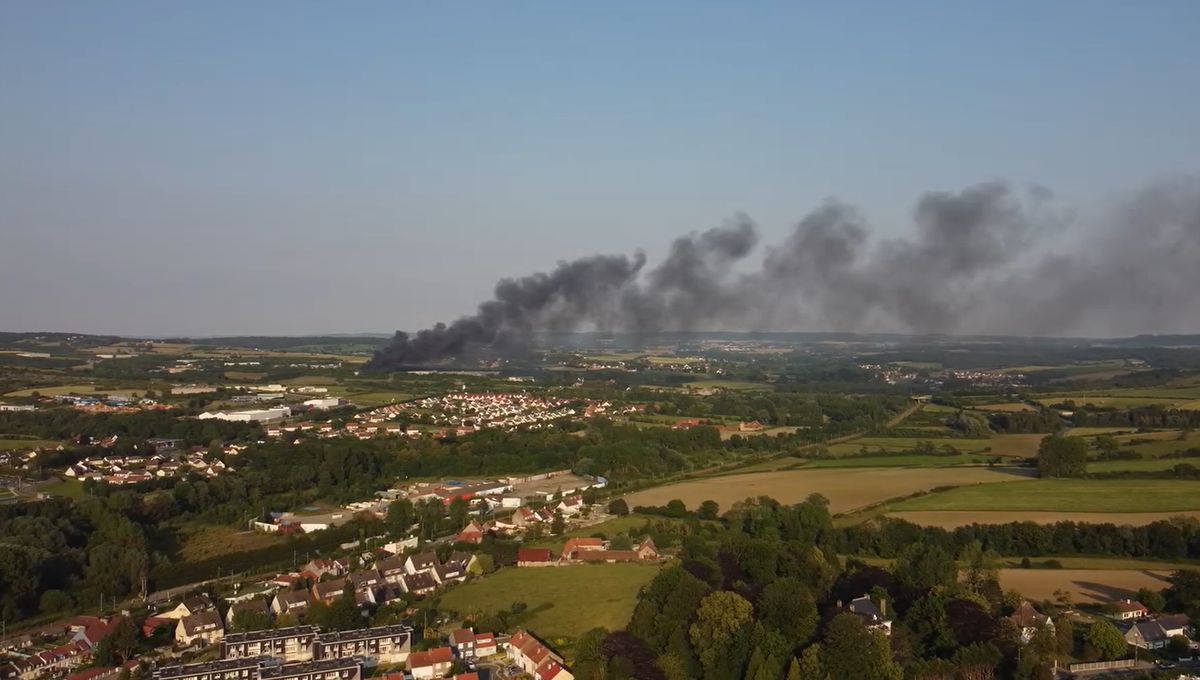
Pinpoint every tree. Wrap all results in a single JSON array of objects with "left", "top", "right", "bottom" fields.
[
  {"left": 821, "top": 613, "right": 901, "bottom": 680},
  {"left": 231, "top": 607, "right": 273, "bottom": 633},
  {"left": 1037, "top": 435, "right": 1088, "bottom": 478},
  {"left": 551, "top": 510, "right": 566, "bottom": 536},
  {"left": 697, "top": 500, "right": 720, "bottom": 521},
  {"left": 609, "top": 534, "right": 633, "bottom": 551},
  {"left": 688, "top": 591, "right": 753, "bottom": 674},
  {"left": 1137, "top": 586, "right": 1165, "bottom": 613},
  {"left": 608, "top": 498, "right": 630, "bottom": 517},
  {"left": 792, "top": 646, "right": 826, "bottom": 680},
  {"left": 417, "top": 498, "right": 444, "bottom": 540},
  {"left": 38, "top": 589, "right": 73, "bottom": 615},
  {"left": 756, "top": 577, "right": 818, "bottom": 645},
  {"left": 904, "top": 592, "right": 956, "bottom": 659},
  {"left": 894, "top": 542, "right": 957, "bottom": 593},
  {"left": 959, "top": 540, "right": 1000, "bottom": 596},
  {"left": 952, "top": 642, "right": 1000, "bottom": 680},
  {"left": 448, "top": 497, "right": 470, "bottom": 530},
  {"left": 1085, "top": 620, "right": 1127, "bottom": 661},
  {"left": 92, "top": 617, "right": 138, "bottom": 665}
]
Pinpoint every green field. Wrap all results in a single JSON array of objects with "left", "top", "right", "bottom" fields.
[
  {"left": 1088, "top": 457, "right": 1200, "bottom": 472},
  {"left": 436, "top": 563, "right": 661, "bottom": 653},
  {"left": 827, "top": 434, "right": 1043, "bottom": 458},
  {"left": 0, "top": 437, "right": 60, "bottom": 450},
  {"left": 886, "top": 479, "right": 1200, "bottom": 513},
  {"left": 796, "top": 454, "right": 997, "bottom": 469},
  {"left": 41, "top": 478, "right": 87, "bottom": 499},
  {"left": 684, "top": 379, "right": 769, "bottom": 391},
  {"left": 340, "top": 391, "right": 416, "bottom": 407}
]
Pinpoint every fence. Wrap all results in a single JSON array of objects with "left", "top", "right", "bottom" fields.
[{"left": 1068, "top": 659, "right": 1137, "bottom": 674}]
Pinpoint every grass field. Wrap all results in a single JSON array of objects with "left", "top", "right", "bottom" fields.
[
  {"left": 41, "top": 478, "right": 87, "bottom": 499},
  {"left": 969, "top": 403, "right": 1035, "bottom": 413},
  {"left": 341, "top": 391, "right": 416, "bottom": 407},
  {"left": 0, "top": 437, "right": 60, "bottom": 450},
  {"left": 624, "top": 467, "right": 1031, "bottom": 514},
  {"left": 827, "top": 434, "right": 1043, "bottom": 458},
  {"left": 796, "top": 454, "right": 997, "bottom": 468},
  {"left": 4, "top": 384, "right": 100, "bottom": 397},
  {"left": 1089, "top": 457, "right": 1199, "bottom": 473},
  {"left": 177, "top": 525, "right": 282, "bottom": 561},
  {"left": 886, "top": 510, "right": 1200, "bottom": 527},
  {"left": 885, "top": 479, "right": 1200, "bottom": 513},
  {"left": 998, "top": 568, "right": 1172, "bottom": 604},
  {"left": 684, "top": 379, "right": 769, "bottom": 391},
  {"left": 436, "top": 563, "right": 660, "bottom": 653}
]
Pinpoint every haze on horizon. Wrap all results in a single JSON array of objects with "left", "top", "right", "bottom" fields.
[{"left": 2, "top": 2, "right": 1199, "bottom": 338}]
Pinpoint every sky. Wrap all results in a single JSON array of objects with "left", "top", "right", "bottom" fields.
[{"left": 2, "top": 1, "right": 1199, "bottom": 337}]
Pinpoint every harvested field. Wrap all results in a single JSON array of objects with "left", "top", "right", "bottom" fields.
[
  {"left": 887, "top": 510, "right": 1200, "bottom": 528},
  {"left": 623, "top": 467, "right": 1032, "bottom": 514},
  {"left": 999, "top": 568, "right": 1171, "bottom": 604}
]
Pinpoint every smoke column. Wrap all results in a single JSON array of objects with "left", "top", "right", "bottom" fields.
[{"left": 366, "top": 178, "right": 1200, "bottom": 369}]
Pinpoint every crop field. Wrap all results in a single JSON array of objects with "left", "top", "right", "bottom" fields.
[
  {"left": 827, "top": 434, "right": 1043, "bottom": 458},
  {"left": 684, "top": 379, "right": 769, "bottom": 391},
  {"left": 998, "top": 569, "right": 1171, "bottom": 604},
  {"left": 436, "top": 563, "right": 660, "bottom": 652},
  {"left": 884, "top": 479, "right": 1200, "bottom": 513},
  {"left": 624, "top": 467, "right": 1031, "bottom": 514},
  {"left": 886, "top": 510, "right": 1200, "bottom": 528}
]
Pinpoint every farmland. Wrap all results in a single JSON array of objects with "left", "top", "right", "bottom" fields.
[
  {"left": 435, "top": 563, "right": 661, "bottom": 653},
  {"left": 825, "top": 434, "right": 1044, "bottom": 458},
  {"left": 887, "top": 510, "right": 1200, "bottom": 528},
  {"left": 623, "top": 467, "right": 1032, "bottom": 514},
  {"left": 882, "top": 479, "right": 1200, "bottom": 514},
  {"left": 998, "top": 568, "right": 1172, "bottom": 604}
]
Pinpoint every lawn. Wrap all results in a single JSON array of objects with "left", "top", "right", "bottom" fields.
[
  {"left": 435, "top": 563, "right": 661, "bottom": 652},
  {"left": 886, "top": 479, "right": 1200, "bottom": 513}
]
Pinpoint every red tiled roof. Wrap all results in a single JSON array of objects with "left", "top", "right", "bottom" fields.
[
  {"left": 517, "top": 548, "right": 553, "bottom": 563},
  {"left": 409, "top": 646, "right": 453, "bottom": 668}
]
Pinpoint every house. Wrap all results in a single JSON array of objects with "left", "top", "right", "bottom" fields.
[
  {"left": 226, "top": 599, "right": 272, "bottom": 629},
  {"left": 560, "top": 538, "right": 604, "bottom": 561},
  {"left": 154, "top": 657, "right": 263, "bottom": 680},
  {"left": 401, "top": 571, "right": 438, "bottom": 596},
  {"left": 349, "top": 569, "right": 384, "bottom": 595},
  {"left": 405, "top": 552, "right": 440, "bottom": 575},
  {"left": 162, "top": 595, "right": 216, "bottom": 620},
  {"left": 304, "top": 559, "right": 347, "bottom": 580},
  {"left": 1008, "top": 601, "right": 1053, "bottom": 643},
  {"left": 507, "top": 630, "right": 573, "bottom": 680},
  {"left": 435, "top": 552, "right": 476, "bottom": 584},
  {"left": 314, "top": 625, "right": 412, "bottom": 665},
  {"left": 221, "top": 626, "right": 319, "bottom": 662},
  {"left": 517, "top": 548, "right": 554, "bottom": 567},
  {"left": 408, "top": 647, "right": 453, "bottom": 680},
  {"left": 1124, "top": 614, "right": 1192, "bottom": 650},
  {"left": 377, "top": 556, "right": 408, "bottom": 584},
  {"left": 455, "top": 520, "right": 487, "bottom": 544},
  {"left": 1111, "top": 599, "right": 1149, "bottom": 621},
  {"left": 555, "top": 497, "right": 584, "bottom": 516},
  {"left": 449, "top": 630, "right": 497, "bottom": 659},
  {"left": 845, "top": 596, "right": 892, "bottom": 636},
  {"left": 312, "top": 578, "right": 349, "bottom": 604},
  {"left": 635, "top": 537, "right": 658, "bottom": 560},
  {"left": 176, "top": 610, "right": 225, "bottom": 647},
  {"left": 272, "top": 590, "right": 311, "bottom": 618},
  {"left": 260, "top": 658, "right": 362, "bottom": 680}
]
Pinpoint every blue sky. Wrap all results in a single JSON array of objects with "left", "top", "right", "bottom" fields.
[{"left": 2, "top": 1, "right": 1198, "bottom": 335}]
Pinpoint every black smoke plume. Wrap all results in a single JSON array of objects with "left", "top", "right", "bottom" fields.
[{"left": 367, "top": 178, "right": 1200, "bottom": 369}]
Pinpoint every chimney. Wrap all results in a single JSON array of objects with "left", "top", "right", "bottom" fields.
[
  {"left": 836, "top": 599, "right": 843, "bottom": 609},
  {"left": 879, "top": 598, "right": 887, "bottom": 617}
]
